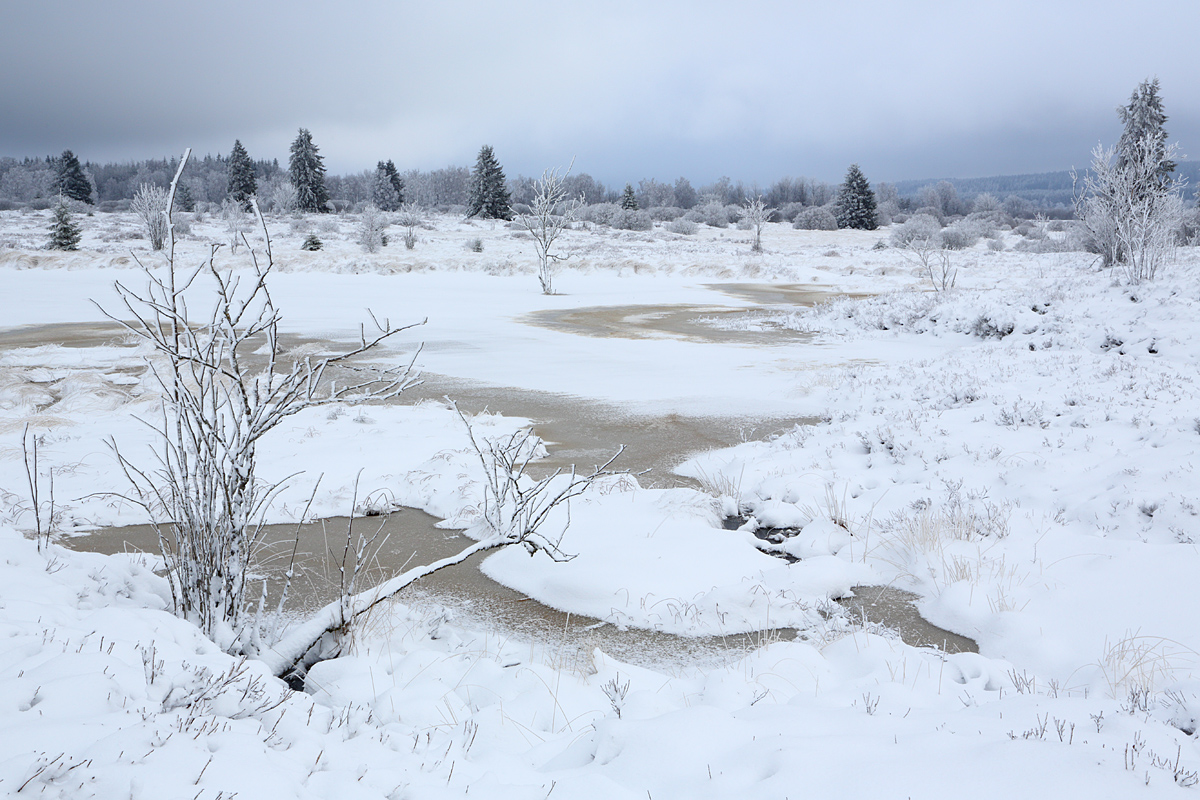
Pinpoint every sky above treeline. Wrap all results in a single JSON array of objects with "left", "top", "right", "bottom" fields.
[{"left": 4, "top": 0, "right": 1197, "bottom": 186}]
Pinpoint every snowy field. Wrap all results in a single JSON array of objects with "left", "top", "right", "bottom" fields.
[{"left": 1, "top": 207, "right": 1198, "bottom": 798}]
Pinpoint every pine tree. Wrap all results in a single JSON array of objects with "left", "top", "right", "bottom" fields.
[
  {"left": 289, "top": 129, "right": 330, "bottom": 213},
  {"left": 620, "top": 183, "right": 638, "bottom": 210},
  {"left": 466, "top": 145, "right": 512, "bottom": 219},
  {"left": 300, "top": 233, "right": 323, "bottom": 251},
  {"left": 56, "top": 150, "right": 93, "bottom": 204},
  {"left": 175, "top": 181, "right": 195, "bottom": 212},
  {"left": 834, "top": 164, "right": 878, "bottom": 230},
  {"left": 48, "top": 196, "right": 82, "bottom": 250},
  {"left": 227, "top": 140, "right": 258, "bottom": 211},
  {"left": 373, "top": 160, "right": 404, "bottom": 211},
  {"left": 1117, "top": 78, "right": 1174, "bottom": 190}
]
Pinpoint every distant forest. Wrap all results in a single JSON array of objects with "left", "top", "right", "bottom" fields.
[{"left": 1, "top": 148, "right": 1196, "bottom": 219}]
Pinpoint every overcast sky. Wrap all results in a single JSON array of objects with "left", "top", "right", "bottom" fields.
[{"left": 3, "top": 0, "right": 1197, "bottom": 186}]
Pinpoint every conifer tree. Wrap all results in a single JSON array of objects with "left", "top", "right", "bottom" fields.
[
  {"left": 466, "top": 145, "right": 512, "bottom": 219},
  {"left": 1117, "top": 78, "right": 1175, "bottom": 190},
  {"left": 226, "top": 140, "right": 258, "bottom": 211},
  {"left": 174, "top": 181, "right": 195, "bottom": 212},
  {"left": 620, "top": 183, "right": 638, "bottom": 210},
  {"left": 289, "top": 128, "right": 330, "bottom": 213},
  {"left": 373, "top": 160, "right": 404, "bottom": 211},
  {"left": 834, "top": 164, "right": 878, "bottom": 230},
  {"left": 48, "top": 196, "right": 81, "bottom": 250},
  {"left": 56, "top": 150, "right": 93, "bottom": 204}
]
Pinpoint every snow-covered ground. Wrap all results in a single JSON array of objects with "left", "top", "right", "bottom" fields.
[{"left": 0, "top": 208, "right": 1198, "bottom": 797}]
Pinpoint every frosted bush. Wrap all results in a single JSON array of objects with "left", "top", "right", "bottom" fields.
[
  {"left": 130, "top": 184, "right": 170, "bottom": 250},
  {"left": 648, "top": 205, "right": 685, "bottom": 221},
  {"left": 578, "top": 202, "right": 621, "bottom": 226},
  {"left": 940, "top": 223, "right": 979, "bottom": 250},
  {"left": 612, "top": 209, "right": 653, "bottom": 231},
  {"left": 779, "top": 202, "right": 806, "bottom": 222},
  {"left": 792, "top": 206, "right": 838, "bottom": 231},
  {"left": 891, "top": 213, "right": 943, "bottom": 246},
  {"left": 666, "top": 218, "right": 698, "bottom": 235},
  {"left": 685, "top": 202, "right": 732, "bottom": 228},
  {"left": 913, "top": 205, "right": 945, "bottom": 224}
]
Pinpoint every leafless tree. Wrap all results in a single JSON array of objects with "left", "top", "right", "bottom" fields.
[
  {"left": 1073, "top": 138, "right": 1186, "bottom": 283},
  {"left": 219, "top": 198, "right": 251, "bottom": 254},
  {"left": 131, "top": 184, "right": 170, "bottom": 250},
  {"left": 899, "top": 226, "right": 956, "bottom": 292},
  {"left": 269, "top": 181, "right": 298, "bottom": 214},
  {"left": 395, "top": 202, "right": 423, "bottom": 249},
  {"left": 517, "top": 162, "right": 584, "bottom": 294},
  {"left": 101, "top": 149, "right": 423, "bottom": 654},
  {"left": 742, "top": 195, "right": 773, "bottom": 252}
]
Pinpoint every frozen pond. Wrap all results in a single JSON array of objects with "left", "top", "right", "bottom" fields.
[{"left": 2, "top": 285, "right": 976, "bottom": 666}]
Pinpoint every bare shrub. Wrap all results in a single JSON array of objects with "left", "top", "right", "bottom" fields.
[
  {"left": 130, "top": 184, "right": 170, "bottom": 250},
  {"left": 395, "top": 202, "right": 423, "bottom": 249},
  {"left": 102, "top": 150, "right": 422, "bottom": 655}
]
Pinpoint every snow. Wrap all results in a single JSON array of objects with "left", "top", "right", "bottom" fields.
[{"left": 0, "top": 208, "right": 1198, "bottom": 797}]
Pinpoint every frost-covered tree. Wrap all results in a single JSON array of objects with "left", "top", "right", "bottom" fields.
[
  {"left": 131, "top": 184, "right": 170, "bottom": 250},
  {"left": 56, "top": 150, "right": 93, "bottom": 204},
  {"left": 289, "top": 128, "right": 330, "bottom": 213},
  {"left": 467, "top": 145, "right": 511, "bottom": 219},
  {"left": 835, "top": 164, "right": 878, "bottom": 230},
  {"left": 1117, "top": 78, "right": 1174, "bottom": 187},
  {"left": 226, "top": 140, "right": 258, "bottom": 211},
  {"left": 742, "top": 195, "right": 773, "bottom": 252},
  {"left": 517, "top": 163, "right": 584, "bottom": 294},
  {"left": 620, "top": 183, "right": 638, "bottom": 210},
  {"left": 1074, "top": 79, "right": 1185, "bottom": 280},
  {"left": 674, "top": 176, "right": 698, "bottom": 209},
  {"left": 47, "top": 196, "right": 81, "bottom": 250},
  {"left": 372, "top": 160, "right": 404, "bottom": 211},
  {"left": 358, "top": 204, "right": 387, "bottom": 253}
]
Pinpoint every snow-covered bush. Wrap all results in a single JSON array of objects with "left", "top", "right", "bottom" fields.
[
  {"left": 940, "top": 221, "right": 980, "bottom": 250},
  {"left": 891, "top": 213, "right": 943, "bottom": 247},
  {"left": 578, "top": 202, "right": 621, "bottom": 226},
  {"left": 130, "top": 183, "right": 169, "bottom": 250},
  {"left": 792, "top": 206, "right": 838, "bottom": 231},
  {"left": 912, "top": 205, "right": 945, "bottom": 225},
  {"left": 685, "top": 202, "right": 733, "bottom": 228},
  {"left": 648, "top": 205, "right": 685, "bottom": 221},
  {"left": 666, "top": 218, "right": 698, "bottom": 235},
  {"left": 778, "top": 201, "right": 806, "bottom": 223},
  {"left": 357, "top": 204, "right": 387, "bottom": 253},
  {"left": 612, "top": 209, "right": 653, "bottom": 231}
]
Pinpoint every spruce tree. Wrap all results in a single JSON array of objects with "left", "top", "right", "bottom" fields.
[
  {"left": 56, "top": 150, "right": 93, "bottom": 204},
  {"left": 373, "top": 160, "right": 404, "bottom": 211},
  {"left": 48, "top": 196, "right": 82, "bottom": 250},
  {"left": 289, "top": 129, "right": 330, "bottom": 213},
  {"left": 1117, "top": 78, "right": 1174, "bottom": 190},
  {"left": 466, "top": 145, "right": 512, "bottom": 219},
  {"left": 174, "top": 181, "right": 195, "bottom": 212},
  {"left": 620, "top": 183, "right": 638, "bottom": 210},
  {"left": 834, "top": 164, "right": 878, "bottom": 230},
  {"left": 227, "top": 140, "right": 258, "bottom": 211}
]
